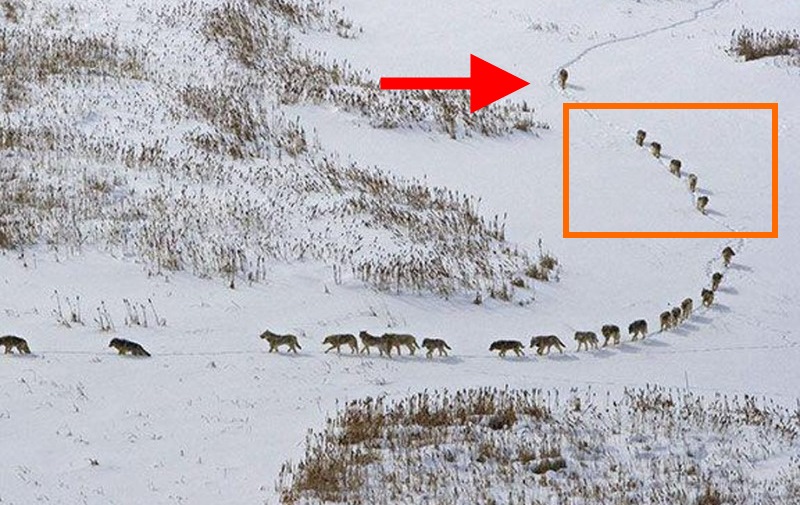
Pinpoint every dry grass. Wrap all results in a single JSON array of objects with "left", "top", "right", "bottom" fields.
[{"left": 729, "top": 27, "right": 800, "bottom": 62}]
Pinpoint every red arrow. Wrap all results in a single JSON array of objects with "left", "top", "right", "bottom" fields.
[{"left": 380, "top": 54, "right": 529, "bottom": 113}]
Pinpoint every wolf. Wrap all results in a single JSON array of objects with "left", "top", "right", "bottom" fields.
[
  {"left": 558, "top": 68, "right": 568, "bottom": 89},
  {"left": 659, "top": 311, "right": 674, "bottom": 331},
  {"left": 671, "top": 306, "right": 682, "bottom": 324},
  {"left": 696, "top": 195, "right": 709, "bottom": 214},
  {"left": 681, "top": 298, "right": 693, "bottom": 320},
  {"left": 109, "top": 338, "right": 150, "bottom": 357},
  {"left": 358, "top": 330, "right": 387, "bottom": 356},
  {"left": 260, "top": 330, "right": 301, "bottom": 353},
  {"left": 421, "top": 338, "right": 451, "bottom": 358},
  {"left": 574, "top": 331, "right": 599, "bottom": 351},
  {"left": 722, "top": 246, "right": 736, "bottom": 267},
  {"left": 701, "top": 288, "right": 715, "bottom": 307},
  {"left": 529, "top": 335, "right": 566, "bottom": 355},
  {"left": 323, "top": 333, "right": 358, "bottom": 354},
  {"left": 650, "top": 142, "right": 662, "bottom": 158},
  {"left": 629, "top": 319, "right": 648, "bottom": 341},
  {"left": 601, "top": 325, "right": 620, "bottom": 347},
  {"left": 635, "top": 129, "right": 647, "bottom": 146},
  {"left": 669, "top": 159, "right": 682, "bottom": 177},
  {"left": 0, "top": 335, "right": 31, "bottom": 354},
  {"left": 382, "top": 333, "right": 419, "bottom": 356},
  {"left": 711, "top": 272, "right": 723, "bottom": 291},
  {"left": 489, "top": 340, "right": 524, "bottom": 357},
  {"left": 688, "top": 173, "right": 698, "bottom": 192}
]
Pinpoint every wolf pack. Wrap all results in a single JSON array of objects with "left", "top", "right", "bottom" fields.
[{"left": 0, "top": 247, "right": 736, "bottom": 361}]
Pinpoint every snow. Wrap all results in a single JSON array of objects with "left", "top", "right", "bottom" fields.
[{"left": 1, "top": 0, "right": 799, "bottom": 503}]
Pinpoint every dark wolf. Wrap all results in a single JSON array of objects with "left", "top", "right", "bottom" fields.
[
  {"left": 109, "top": 338, "right": 150, "bottom": 357},
  {"left": 0, "top": 335, "right": 31, "bottom": 354}
]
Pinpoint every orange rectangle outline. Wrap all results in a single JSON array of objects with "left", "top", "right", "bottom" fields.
[{"left": 563, "top": 102, "right": 779, "bottom": 239}]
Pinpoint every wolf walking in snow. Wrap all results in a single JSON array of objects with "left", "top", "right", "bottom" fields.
[
  {"left": 382, "top": 333, "right": 419, "bottom": 356},
  {"left": 696, "top": 195, "right": 709, "bottom": 214},
  {"left": 669, "top": 159, "right": 682, "bottom": 177},
  {"left": 681, "top": 298, "right": 693, "bottom": 320},
  {"left": 558, "top": 68, "right": 569, "bottom": 89},
  {"left": 687, "top": 173, "right": 698, "bottom": 192},
  {"left": 0, "top": 335, "right": 31, "bottom": 354},
  {"left": 260, "top": 330, "right": 301, "bottom": 353},
  {"left": 358, "top": 331, "right": 387, "bottom": 356},
  {"left": 574, "top": 331, "right": 599, "bottom": 351},
  {"left": 722, "top": 246, "right": 736, "bottom": 267},
  {"left": 323, "top": 334, "right": 358, "bottom": 354},
  {"left": 421, "top": 338, "right": 451, "bottom": 358},
  {"left": 635, "top": 129, "right": 647, "bottom": 146},
  {"left": 659, "top": 311, "right": 674, "bottom": 331},
  {"left": 671, "top": 307, "right": 682, "bottom": 325},
  {"left": 109, "top": 338, "right": 150, "bottom": 357},
  {"left": 489, "top": 340, "right": 525, "bottom": 357},
  {"left": 711, "top": 272, "right": 723, "bottom": 291},
  {"left": 601, "top": 325, "right": 621, "bottom": 347},
  {"left": 701, "top": 288, "right": 715, "bottom": 307},
  {"left": 529, "top": 335, "right": 566, "bottom": 355},
  {"left": 650, "top": 142, "right": 662, "bottom": 158},
  {"left": 629, "top": 319, "right": 648, "bottom": 340}
]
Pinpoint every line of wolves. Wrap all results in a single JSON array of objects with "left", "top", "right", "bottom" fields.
[
  {"left": 635, "top": 129, "right": 710, "bottom": 214},
  {"left": 487, "top": 246, "right": 735, "bottom": 357},
  {"left": 1, "top": 247, "right": 736, "bottom": 361}
]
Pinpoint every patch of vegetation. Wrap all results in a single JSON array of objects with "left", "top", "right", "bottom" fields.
[
  {"left": 729, "top": 27, "right": 800, "bottom": 62},
  {"left": 277, "top": 386, "right": 800, "bottom": 504}
]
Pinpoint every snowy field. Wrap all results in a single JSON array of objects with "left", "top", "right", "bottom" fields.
[{"left": 0, "top": 0, "right": 798, "bottom": 503}]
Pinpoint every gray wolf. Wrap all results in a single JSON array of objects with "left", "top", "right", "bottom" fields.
[
  {"left": 260, "top": 330, "right": 301, "bottom": 353},
  {"left": 529, "top": 335, "right": 566, "bottom": 355},
  {"left": 574, "top": 331, "right": 599, "bottom": 351},
  {"left": 421, "top": 338, "right": 451, "bottom": 358},
  {"left": 323, "top": 334, "right": 358, "bottom": 354}
]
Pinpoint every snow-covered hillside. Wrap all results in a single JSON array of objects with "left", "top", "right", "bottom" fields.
[{"left": 0, "top": 0, "right": 798, "bottom": 503}]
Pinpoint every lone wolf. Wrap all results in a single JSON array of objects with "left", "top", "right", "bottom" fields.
[
  {"left": 601, "top": 325, "right": 621, "bottom": 347},
  {"left": 629, "top": 319, "right": 648, "bottom": 341},
  {"left": 109, "top": 338, "right": 150, "bottom": 357},
  {"left": 0, "top": 335, "right": 31, "bottom": 354},
  {"left": 574, "top": 331, "right": 599, "bottom": 351},
  {"left": 529, "top": 335, "right": 566, "bottom": 355},
  {"left": 323, "top": 334, "right": 358, "bottom": 354},
  {"left": 260, "top": 330, "right": 301, "bottom": 353},
  {"left": 558, "top": 68, "right": 568, "bottom": 89},
  {"left": 489, "top": 340, "right": 524, "bottom": 357},
  {"left": 421, "top": 338, "right": 451, "bottom": 358}
]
